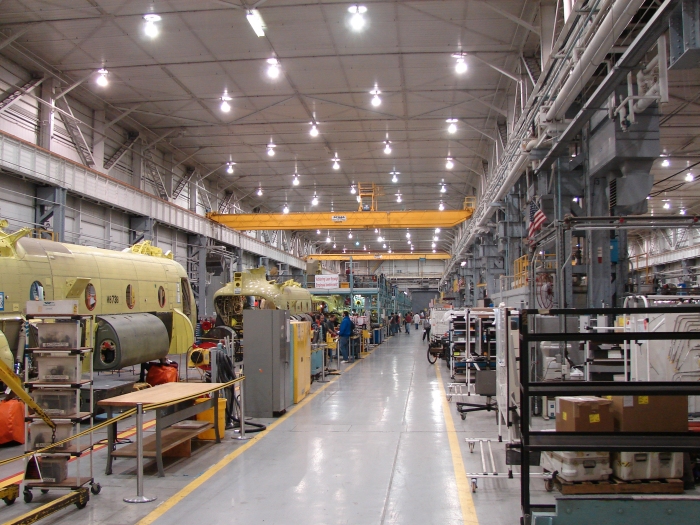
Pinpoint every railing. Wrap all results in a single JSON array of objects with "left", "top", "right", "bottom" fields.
[
  {"left": 513, "top": 255, "right": 529, "bottom": 288},
  {"left": 463, "top": 196, "right": 476, "bottom": 211}
]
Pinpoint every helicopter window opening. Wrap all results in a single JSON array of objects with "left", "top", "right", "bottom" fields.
[
  {"left": 158, "top": 286, "right": 166, "bottom": 308},
  {"left": 85, "top": 283, "right": 97, "bottom": 311},
  {"left": 29, "top": 281, "right": 44, "bottom": 301},
  {"left": 181, "top": 278, "right": 191, "bottom": 316},
  {"left": 126, "top": 284, "right": 135, "bottom": 309}
]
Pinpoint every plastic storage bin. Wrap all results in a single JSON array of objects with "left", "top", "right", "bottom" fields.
[
  {"left": 34, "top": 354, "right": 80, "bottom": 384},
  {"left": 29, "top": 421, "right": 74, "bottom": 451},
  {"left": 613, "top": 452, "right": 683, "bottom": 480},
  {"left": 30, "top": 389, "right": 79, "bottom": 418},
  {"left": 36, "top": 455, "right": 68, "bottom": 483},
  {"left": 542, "top": 451, "right": 612, "bottom": 482}
]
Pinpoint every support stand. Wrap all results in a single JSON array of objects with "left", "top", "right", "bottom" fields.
[
  {"left": 124, "top": 403, "right": 156, "bottom": 504},
  {"left": 234, "top": 380, "right": 251, "bottom": 441}
]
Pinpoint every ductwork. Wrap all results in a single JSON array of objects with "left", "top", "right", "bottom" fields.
[
  {"left": 478, "top": 153, "right": 530, "bottom": 227},
  {"left": 545, "top": 0, "right": 646, "bottom": 122}
]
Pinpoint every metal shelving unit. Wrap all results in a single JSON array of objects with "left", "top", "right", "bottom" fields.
[
  {"left": 23, "top": 311, "right": 99, "bottom": 504},
  {"left": 518, "top": 306, "right": 700, "bottom": 525}
]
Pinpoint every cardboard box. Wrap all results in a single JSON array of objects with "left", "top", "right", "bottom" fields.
[
  {"left": 556, "top": 397, "right": 614, "bottom": 432},
  {"left": 609, "top": 395, "right": 688, "bottom": 432}
]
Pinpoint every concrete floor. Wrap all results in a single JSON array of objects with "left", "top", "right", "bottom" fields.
[{"left": 1, "top": 331, "right": 549, "bottom": 525}]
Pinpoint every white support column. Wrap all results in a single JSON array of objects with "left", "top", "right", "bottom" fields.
[
  {"left": 92, "top": 108, "right": 105, "bottom": 172},
  {"left": 38, "top": 78, "right": 58, "bottom": 151}
]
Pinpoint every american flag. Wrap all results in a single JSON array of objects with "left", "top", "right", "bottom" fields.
[{"left": 528, "top": 199, "right": 547, "bottom": 240}]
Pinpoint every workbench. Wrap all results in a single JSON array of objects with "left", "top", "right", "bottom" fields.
[{"left": 98, "top": 382, "right": 225, "bottom": 477}]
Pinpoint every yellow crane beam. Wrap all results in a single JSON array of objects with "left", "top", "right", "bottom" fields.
[
  {"left": 207, "top": 209, "right": 472, "bottom": 231},
  {"left": 306, "top": 252, "right": 451, "bottom": 261}
]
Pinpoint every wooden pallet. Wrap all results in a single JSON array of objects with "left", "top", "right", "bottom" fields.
[{"left": 555, "top": 476, "right": 684, "bottom": 495}]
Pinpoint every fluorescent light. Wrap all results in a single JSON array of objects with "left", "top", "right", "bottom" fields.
[
  {"left": 333, "top": 243, "right": 336, "bottom": 248},
  {"left": 96, "top": 69, "right": 109, "bottom": 87},
  {"left": 446, "top": 157, "right": 454, "bottom": 170},
  {"left": 267, "top": 58, "right": 280, "bottom": 79},
  {"left": 310, "top": 123, "right": 319, "bottom": 137},
  {"left": 247, "top": 9, "right": 265, "bottom": 37},
  {"left": 433, "top": 235, "right": 438, "bottom": 241},
  {"left": 348, "top": 5, "right": 367, "bottom": 31},
  {"left": 143, "top": 14, "right": 161, "bottom": 38},
  {"left": 432, "top": 249, "right": 436, "bottom": 253},
  {"left": 686, "top": 172, "right": 694, "bottom": 182},
  {"left": 283, "top": 203, "right": 290, "bottom": 214},
  {"left": 392, "top": 174, "right": 398, "bottom": 183},
  {"left": 363, "top": 245, "right": 366, "bottom": 251}
]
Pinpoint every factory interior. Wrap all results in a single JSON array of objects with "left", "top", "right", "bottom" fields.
[{"left": 1, "top": 1, "right": 700, "bottom": 524}]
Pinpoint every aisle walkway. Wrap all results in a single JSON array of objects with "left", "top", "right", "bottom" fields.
[{"left": 141, "top": 332, "right": 475, "bottom": 525}]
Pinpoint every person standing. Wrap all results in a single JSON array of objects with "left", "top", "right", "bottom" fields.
[
  {"left": 423, "top": 316, "right": 431, "bottom": 343},
  {"left": 405, "top": 312, "right": 412, "bottom": 334},
  {"left": 395, "top": 313, "right": 401, "bottom": 333},
  {"left": 414, "top": 312, "right": 419, "bottom": 330},
  {"left": 338, "top": 311, "right": 352, "bottom": 363},
  {"left": 388, "top": 313, "right": 395, "bottom": 336}
]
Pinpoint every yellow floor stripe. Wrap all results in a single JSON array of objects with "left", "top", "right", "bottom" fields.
[
  {"left": 137, "top": 351, "right": 373, "bottom": 525},
  {"left": 435, "top": 365, "right": 479, "bottom": 525}
]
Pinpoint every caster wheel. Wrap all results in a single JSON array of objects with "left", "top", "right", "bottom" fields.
[
  {"left": 471, "top": 479, "right": 478, "bottom": 493},
  {"left": 23, "top": 490, "right": 32, "bottom": 504},
  {"left": 460, "top": 413, "right": 466, "bottom": 421},
  {"left": 446, "top": 395, "right": 452, "bottom": 402},
  {"left": 544, "top": 479, "right": 554, "bottom": 492},
  {"left": 468, "top": 442, "right": 475, "bottom": 453},
  {"left": 41, "top": 489, "right": 49, "bottom": 494},
  {"left": 91, "top": 483, "right": 101, "bottom": 495},
  {"left": 76, "top": 501, "right": 88, "bottom": 510},
  {"left": 2, "top": 497, "right": 16, "bottom": 506}
]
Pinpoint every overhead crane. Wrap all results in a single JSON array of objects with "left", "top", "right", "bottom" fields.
[
  {"left": 306, "top": 252, "right": 451, "bottom": 261},
  {"left": 207, "top": 209, "right": 473, "bottom": 231}
]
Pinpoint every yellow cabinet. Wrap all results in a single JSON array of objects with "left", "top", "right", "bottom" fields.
[{"left": 290, "top": 321, "right": 311, "bottom": 403}]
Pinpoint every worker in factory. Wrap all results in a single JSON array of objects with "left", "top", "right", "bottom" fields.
[
  {"left": 338, "top": 311, "right": 352, "bottom": 363},
  {"left": 389, "top": 313, "right": 395, "bottom": 336},
  {"left": 423, "top": 315, "right": 431, "bottom": 343},
  {"left": 405, "top": 312, "right": 412, "bottom": 334}
]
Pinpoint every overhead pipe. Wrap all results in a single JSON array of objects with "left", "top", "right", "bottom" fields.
[
  {"left": 545, "top": 0, "right": 646, "bottom": 122},
  {"left": 478, "top": 152, "right": 530, "bottom": 227}
]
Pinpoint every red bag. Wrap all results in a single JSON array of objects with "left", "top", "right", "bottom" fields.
[
  {"left": 146, "top": 363, "right": 179, "bottom": 387},
  {"left": 0, "top": 399, "right": 25, "bottom": 445}
]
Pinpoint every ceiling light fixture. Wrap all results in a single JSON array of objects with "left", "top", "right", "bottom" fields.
[
  {"left": 348, "top": 5, "right": 368, "bottom": 31},
  {"left": 432, "top": 242, "right": 436, "bottom": 248},
  {"left": 432, "top": 249, "right": 436, "bottom": 253},
  {"left": 257, "top": 186, "right": 263, "bottom": 196},
  {"left": 226, "top": 162, "right": 235, "bottom": 174},
  {"left": 311, "top": 193, "right": 319, "bottom": 206},
  {"left": 292, "top": 173, "right": 300, "bottom": 186},
  {"left": 662, "top": 158, "right": 670, "bottom": 167},
  {"left": 446, "top": 118, "right": 458, "bottom": 134},
  {"left": 383, "top": 243, "right": 387, "bottom": 249},
  {"left": 220, "top": 92, "right": 232, "bottom": 113},
  {"left": 332, "top": 153, "right": 340, "bottom": 170},
  {"left": 686, "top": 172, "right": 694, "bottom": 182},
  {"left": 377, "top": 236, "right": 383, "bottom": 242},
  {"left": 440, "top": 183, "right": 447, "bottom": 193},
  {"left": 326, "top": 236, "right": 331, "bottom": 243},
  {"left": 445, "top": 157, "right": 454, "bottom": 170},
  {"left": 663, "top": 202, "right": 671, "bottom": 209},
  {"left": 350, "top": 184, "right": 356, "bottom": 194},
  {"left": 310, "top": 122, "right": 319, "bottom": 137},
  {"left": 317, "top": 230, "right": 321, "bottom": 235},
  {"left": 355, "top": 241, "right": 360, "bottom": 246},
  {"left": 143, "top": 14, "right": 162, "bottom": 38},
  {"left": 460, "top": 261, "right": 467, "bottom": 267},
  {"left": 348, "top": 231, "right": 353, "bottom": 239},
  {"left": 388, "top": 248, "right": 392, "bottom": 253},
  {"left": 680, "top": 209, "right": 687, "bottom": 215},
  {"left": 439, "top": 201, "right": 445, "bottom": 211},
  {"left": 363, "top": 245, "right": 367, "bottom": 251},
  {"left": 452, "top": 52, "right": 468, "bottom": 74},
  {"left": 370, "top": 87, "right": 381, "bottom": 107},
  {"left": 267, "top": 58, "right": 280, "bottom": 79},
  {"left": 396, "top": 193, "right": 402, "bottom": 203},
  {"left": 283, "top": 203, "right": 290, "bottom": 214},
  {"left": 390, "top": 169, "right": 399, "bottom": 183},
  {"left": 267, "top": 141, "right": 276, "bottom": 156},
  {"left": 333, "top": 243, "right": 337, "bottom": 248},
  {"left": 384, "top": 140, "right": 392, "bottom": 154},
  {"left": 406, "top": 231, "right": 411, "bottom": 239},
  {"left": 435, "top": 228, "right": 441, "bottom": 233},
  {"left": 96, "top": 68, "right": 109, "bottom": 87},
  {"left": 246, "top": 9, "right": 266, "bottom": 37},
  {"left": 433, "top": 235, "right": 439, "bottom": 241}
]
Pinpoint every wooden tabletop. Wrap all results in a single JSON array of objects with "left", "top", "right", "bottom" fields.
[{"left": 97, "top": 382, "right": 226, "bottom": 407}]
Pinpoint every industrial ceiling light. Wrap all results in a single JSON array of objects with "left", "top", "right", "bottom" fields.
[
  {"left": 310, "top": 122, "right": 319, "bottom": 137},
  {"left": 363, "top": 245, "right": 367, "bottom": 251},
  {"left": 326, "top": 236, "right": 331, "bottom": 243},
  {"left": 96, "top": 68, "right": 109, "bottom": 87},
  {"left": 220, "top": 91, "right": 232, "bottom": 113},
  {"left": 382, "top": 243, "right": 386, "bottom": 249},
  {"left": 226, "top": 162, "right": 235, "bottom": 174},
  {"left": 317, "top": 230, "right": 321, "bottom": 235},
  {"left": 431, "top": 242, "right": 436, "bottom": 248},
  {"left": 433, "top": 235, "right": 439, "bottom": 241},
  {"left": 370, "top": 87, "right": 381, "bottom": 107},
  {"left": 348, "top": 5, "right": 368, "bottom": 31},
  {"left": 246, "top": 9, "right": 266, "bottom": 37},
  {"left": 343, "top": 247, "right": 346, "bottom": 253},
  {"left": 350, "top": 184, "right": 356, "bottom": 194},
  {"left": 432, "top": 249, "right": 436, "bottom": 253},
  {"left": 332, "top": 153, "right": 340, "bottom": 170},
  {"left": 283, "top": 203, "right": 290, "bottom": 214},
  {"left": 356, "top": 195, "right": 361, "bottom": 202},
  {"left": 663, "top": 202, "right": 671, "bottom": 209},
  {"left": 445, "top": 157, "right": 454, "bottom": 170},
  {"left": 452, "top": 52, "right": 468, "bottom": 74},
  {"left": 460, "top": 261, "right": 467, "bottom": 267},
  {"left": 396, "top": 193, "right": 402, "bottom": 203},
  {"left": 384, "top": 140, "right": 392, "bottom": 155},
  {"left": 267, "top": 58, "right": 280, "bottom": 79},
  {"left": 292, "top": 173, "right": 300, "bottom": 186},
  {"left": 348, "top": 231, "right": 353, "bottom": 239},
  {"left": 680, "top": 209, "right": 687, "bottom": 215},
  {"left": 435, "top": 228, "right": 441, "bottom": 233},
  {"left": 686, "top": 172, "right": 694, "bottom": 182},
  {"left": 311, "top": 192, "right": 319, "bottom": 206},
  {"left": 407, "top": 240, "right": 411, "bottom": 245},
  {"left": 662, "top": 158, "right": 670, "bottom": 167},
  {"left": 446, "top": 118, "right": 458, "bottom": 134},
  {"left": 143, "top": 14, "right": 162, "bottom": 38},
  {"left": 267, "top": 141, "right": 276, "bottom": 156},
  {"left": 377, "top": 235, "right": 383, "bottom": 242},
  {"left": 388, "top": 248, "right": 392, "bottom": 253},
  {"left": 406, "top": 231, "right": 410, "bottom": 239},
  {"left": 439, "top": 201, "right": 445, "bottom": 211},
  {"left": 355, "top": 241, "right": 360, "bottom": 246},
  {"left": 440, "top": 182, "right": 447, "bottom": 193},
  {"left": 333, "top": 242, "right": 337, "bottom": 248},
  {"left": 257, "top": 186, "right": 263, "bottom": 196},
  {"left": 390, "top": 169, "right": 399, "bottom": 183}
]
